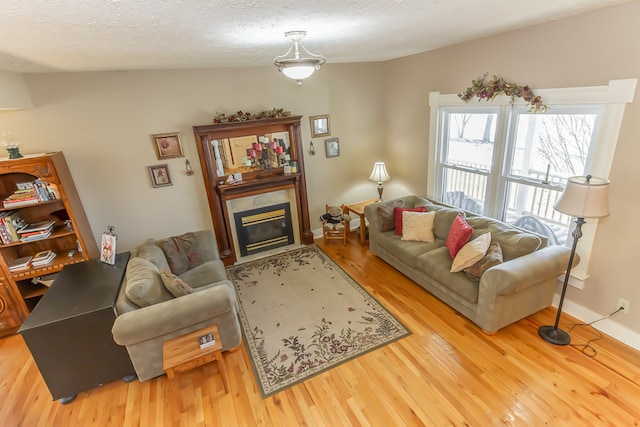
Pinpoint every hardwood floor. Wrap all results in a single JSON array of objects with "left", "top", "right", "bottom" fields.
[{"left": 1, "top": 233, "right": 639, "bottom": 426}]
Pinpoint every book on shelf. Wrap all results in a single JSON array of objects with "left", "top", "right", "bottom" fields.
[
  {"left": 0, "top": 211, "right": 26, "bottom": 244},
  {"left": 2, "top": 179, "right": 57, "bottom": 208},
  {"left": 31, "top": 250, "right": 57, "bottom": 266},
  {"left": 20, "top": 230, "right": 52, "bottom": 242},
  {"left": 9, "top": 255, "right": 33, "bottom": 271},
  {"left": 3, "top": 197, "right": 39, "bottom": 208},
  {"left": 199, "top": 332, "right": 216, "bottom": 349},
  {"left": 18, "top": 220, "right": 55, "bottom": 234}
]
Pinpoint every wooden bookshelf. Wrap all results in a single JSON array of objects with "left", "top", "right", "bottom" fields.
[{"left": 0, "top": 152, "right": 98, "bottom": 337}]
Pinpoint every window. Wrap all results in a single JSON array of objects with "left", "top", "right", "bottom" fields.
[{"left": 428, "top": 79, "right": 636, "bottom": 287}]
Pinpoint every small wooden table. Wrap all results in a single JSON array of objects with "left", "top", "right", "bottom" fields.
[
  {"left": 343, "top": 198, "right": 379, "bottom": 244},
  {"left": 162, "top": 324, "right": 229, "bottom": 393}
]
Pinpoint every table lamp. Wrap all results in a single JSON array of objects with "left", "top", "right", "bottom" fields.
[{"left": 368, "top": 162, "right": 391, "bottom": 201}]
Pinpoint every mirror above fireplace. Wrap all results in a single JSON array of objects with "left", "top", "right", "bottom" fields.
[{"left": 211, "top": 131, "right": 291, "bottom": 177}]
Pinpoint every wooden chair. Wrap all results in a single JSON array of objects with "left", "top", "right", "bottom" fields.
[{"left": 321, "top": 204, "right": 351, "bottom": 245}]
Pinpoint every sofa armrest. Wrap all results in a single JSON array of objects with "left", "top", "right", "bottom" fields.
[
  {"left": 112, "top": 281, "right": 235, "bottom": 346},
  {"left": 480, "top": 245, "right": 574, "bottom": 296}
]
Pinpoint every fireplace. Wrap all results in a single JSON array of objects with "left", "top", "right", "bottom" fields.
[{"left": 234, "top": 203, "right": 294, "bottom": 257}]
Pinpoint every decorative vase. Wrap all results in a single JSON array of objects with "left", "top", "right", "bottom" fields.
[{"left": 7, "top": 147, "right": 23, "bottom": 159}]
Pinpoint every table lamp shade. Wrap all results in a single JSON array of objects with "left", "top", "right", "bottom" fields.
[
  {"left": 368, "top": 162, "right": 391, "bottom": 183},
  {"left": 554, "top": 175, "right": 610, "bottom": 218}
]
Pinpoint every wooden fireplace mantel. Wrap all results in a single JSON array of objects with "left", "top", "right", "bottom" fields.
[{"left": 193, "top": 116, "right": 313, "bottom": 265}]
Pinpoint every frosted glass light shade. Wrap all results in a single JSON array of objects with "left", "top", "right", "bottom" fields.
[
  {"left": 368, "top": 162, "right": 391, "bottom": 183},
  {"left": 282, "top": 65, "right": 316, "bottom": 80},
  {"left": 554, "top": 176, "right": 610, "bottom": 218}
]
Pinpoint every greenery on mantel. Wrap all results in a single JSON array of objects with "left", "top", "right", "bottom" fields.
[
  {"left": 213, "top": 108, "right": 291, "bottom": 124},
  {"left": 458, "top": 74, "right": 548, "bottom": 113}
]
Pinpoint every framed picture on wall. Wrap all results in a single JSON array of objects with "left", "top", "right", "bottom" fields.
[
  {"left": 148, "top": 164, "right": 172, "bottom": 188},
  {"left": 152, "top": 132, "right": 184, "bottom": 159},
  {"left": 310, "top": 114, "right": 331, "bottom": 138},
  {"left": 324, "top": 138, "right": 340, "bottom": 158}
]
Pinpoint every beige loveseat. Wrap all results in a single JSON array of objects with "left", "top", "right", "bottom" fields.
[
  {"left": 365, "top": 195, "right": 574, "bottom": 333},
  {"left": 111, "top": 230, "right": 242, "bottom": 381}
]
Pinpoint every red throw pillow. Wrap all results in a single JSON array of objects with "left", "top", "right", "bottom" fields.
[
  {"left": 446, "top": 214, "right": 473, "bottom": 258},
  {"left": 394, "top": 206, "right": 427, "bottom": 235}
]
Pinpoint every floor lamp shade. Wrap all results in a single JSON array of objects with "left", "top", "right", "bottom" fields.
[
  {"left": 368, "top": 162, "right": 390, "bottom": 201},
  {"left": 539, "top": 175, "right": 610, "bottom": 346},
  {"left": 554, "top": 175, "right": 610, "bottom": 218}
]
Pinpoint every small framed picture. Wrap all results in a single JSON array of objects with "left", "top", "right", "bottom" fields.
[
  {"left": 324, "top": 138, "right": 340, "bottom": 158},
  {"left": 152, "top": 132, "right": 184, "bottom": 159},
  {"left": 100, "top": 233, "right": 117, "bottom": 265},
  {"left": 310, "top": 114, "right": 331, "bottom": 138},
  {"left": 148, "top": 164, "right": 172, "bottom": 188}
]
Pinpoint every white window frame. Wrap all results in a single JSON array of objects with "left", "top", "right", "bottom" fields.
[{"left": 428, "top": 79, "right": 636, "bottom": 288}]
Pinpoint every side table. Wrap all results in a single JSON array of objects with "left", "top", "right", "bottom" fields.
[
  {"left": 343, "top": 198, "right": 378, "bottom": 244},
  {"left": 162, "top": 324, "right": 229, "bottom": 393}
]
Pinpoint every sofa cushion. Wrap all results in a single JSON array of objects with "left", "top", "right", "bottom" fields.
[
  {"left": 446, "top": 214, "right": 473, "bottom": 258},
  {"left": 416, "top": 246, "right": 479, "bottom": 303},
  {"left": 179, "top": 259, "right": 229, "bottom": 288},
  {"left": 125, "top": 257, "right": 174, "bottom": 307},
  {"left": 136, "top": 243, "right": 171, "bottom": 272},
  {"left": 464, "top": 242, "right": 504, "bottom": 281},
  {"left": 394, "top": 206, "right": 427, "bottom": 235},
  {"left": 491, "top": 227, "right": 541, "bottom": 261},
  {"left": 378, "top": 200, "right": 405, "bottom": 232},
  {"left": 401, "top": 211, "right": 436, "bottom": 242},
  {"left": 451, "top": 232, "right": 491, "bottom": 272},
  {"left": 377, "top": 231, "right": 443, "bottom": 268},
  {"left": 432, "top": 206, "right": 467, "bottom": 240},
  {"left": 160, "top": 269, "right": 194, "bottom": 297}
]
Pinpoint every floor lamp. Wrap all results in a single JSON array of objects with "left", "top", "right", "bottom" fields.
[
  {"left": 538, "top": 175, "right": 610, "bottom": 346},
  {"left": 368, "top": 162, "right": 391, "bottom": 201}
]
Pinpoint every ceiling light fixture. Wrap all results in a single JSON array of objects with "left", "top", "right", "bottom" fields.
[{"left": 274, "top": 31, "right": 325, "bottom": 86}]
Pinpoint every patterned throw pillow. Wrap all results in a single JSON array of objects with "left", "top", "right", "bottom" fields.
[
  {"left": 394, "top": 206, "right": 427, "bottom": 235},
  {"left": 400, "top": 211, "right": 436, "bottom": 242},
  {"left": 157, "top": 238, "right": 189, "bottom": 275},
  {"left": 445, "top": 214, "right": 473, "bottom": 258},
  {"left": 377, "top": 200, "right": 405, "bottom": 232},
  {"left": 159, "top": 269, "right": 194, "bottom": 297},
  {"left": 157, "top": 232, "right": 203, "bottom": 274},
  {"left": 464, "top": 242, "right": 504, "bottom": 281},
  {"left": 174, "top": 232, "right": 204, "bottom": 269}
]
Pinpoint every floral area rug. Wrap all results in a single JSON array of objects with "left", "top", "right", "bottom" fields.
[{"left": 227, "top": 245, "right": 411, "bottom": 398}]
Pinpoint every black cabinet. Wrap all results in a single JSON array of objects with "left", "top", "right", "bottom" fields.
[{"left": 18, "top": 253, "right": 135, "bottom": 403}]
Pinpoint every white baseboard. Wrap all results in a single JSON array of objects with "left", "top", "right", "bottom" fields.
[{"left": 551, "top": 294, "right": 640, "bottom": 351}]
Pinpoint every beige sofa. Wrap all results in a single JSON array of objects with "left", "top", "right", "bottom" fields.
[
  {"left": 365, "top": 195, "right": 574, "bottom": 333},
  {"left": 111, "top": 230, "right": 242, "bottom": 381}
]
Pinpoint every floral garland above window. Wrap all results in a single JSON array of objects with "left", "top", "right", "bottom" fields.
[
  {"left": 458, "top": 74, "right": 547, "bottom": 113},
  {"left": 213, "top": 108, "right": 291, "bottom": 124}
]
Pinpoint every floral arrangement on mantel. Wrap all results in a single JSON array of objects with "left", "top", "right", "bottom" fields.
[
  {"left": 213, "top": 108, "right": 291, "bottom": 124},
  {"left": 458, "top": 74, "right": 548, "bottom": 113}
]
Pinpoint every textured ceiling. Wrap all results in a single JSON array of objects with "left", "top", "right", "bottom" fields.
[{"left": 0, "top": 0, "right": 632, "bottom": 73}]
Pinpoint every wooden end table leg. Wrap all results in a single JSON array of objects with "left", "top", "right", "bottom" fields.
[
  {"left": 359, "top": 213, "right": 367, "bottom": 244},
  {"left": 166, "top": 368, "right": 175, "bottom": 380},
  {"left": 214, "top": 349, "right": 229, "bottom": 393}
]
